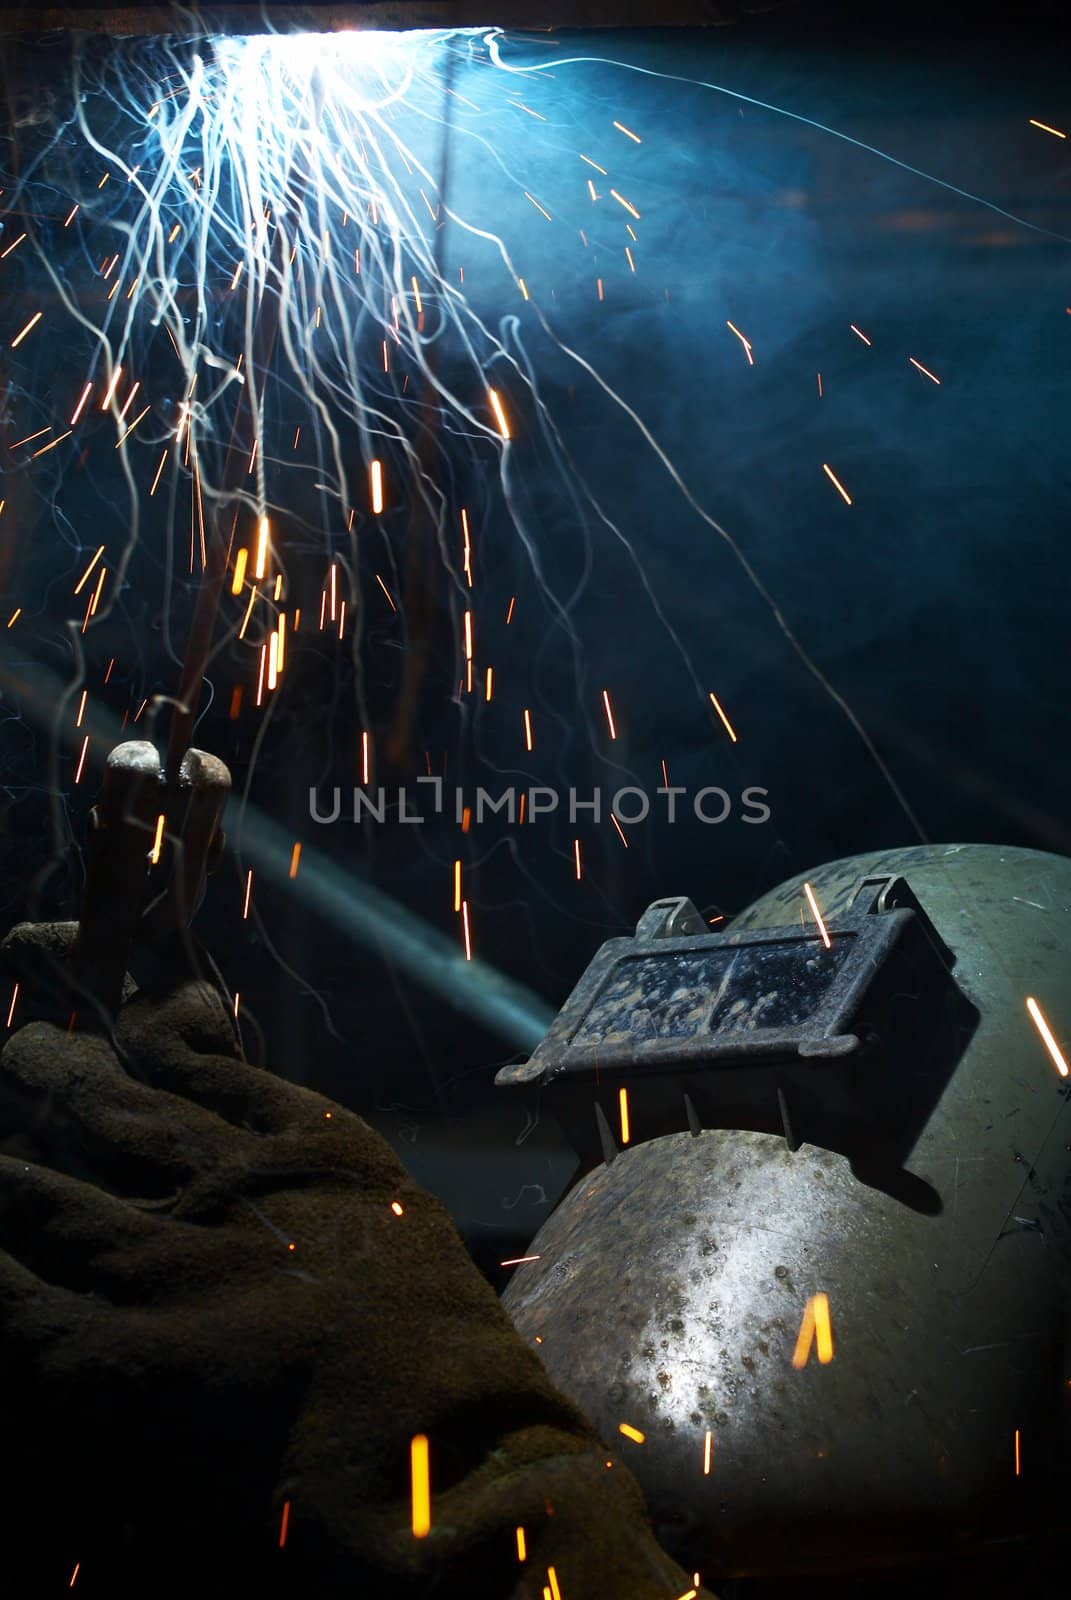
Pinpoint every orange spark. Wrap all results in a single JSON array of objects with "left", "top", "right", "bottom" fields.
[
  {"left": 239, "top": 583, "right": 259, "bottom": 640},
  {"left": 523, "top": 191, "right": 553, "bottom": 221},
  {"left": 1026, "top": 997, "right": 1069, "bottom": 1076},
  {"left": 89, "top": 566, "right": 106, "bottom": 615},
  {"left": 70, "top": 383, "right": 93, "bottom": 425},
  {"left": 726, "top": 321, "right": 754, "bottom": 364},
  {"left": 9, "top": 426, "right": 51, "bottom": 450},
  {"left": 802, "top": 882, "right": 832, "bottom": 949},
  {"left": 32, "top": 429, "right": 73, "bottom": 461},
  {"left": 242, "top": 869, "right": 253, "bottom": 920},
  {"left": 618, "top": 1423, "right": 645, "bottom": 1444},
  {"left": 1029, "top": 119, "right": 1066, "bottom": 138},
  {"left": 370, "top": 459, "right": 384, "bottom": 513},
  {"left": 254, "top": 516, "right": 270, "bottom": 580},
  {"left": 822, "top": 463, "right": 853, "bottom": 505},
  {"left": 618, "top": 1086, "right": 630, "bottom": 1145},
  {"left": 523, "top": 708, "right": 533, "bottom": 751},
  {"left": 10, "top": 310, "right": 42, "bottom": 348},
  {"left": 849, "top": 324, "right": 872, "bottom": 346},
  {"left": 231, "top": 547, "right": 249, "bottom": 595},
  {"left": 461, "top": 900, "right": 472, "bottom": 961},
  {"left": 909, "top": 357, "right": 941, "bottom": 384},
  {"left": 149, "top": 813, "right": 165, "bottom": 866},
  {"left": 461, "top": 506, "right": 472, "bottom": 582},
  {"left": 602, "top": 689, "right": 617, "bottom": 738},
  {"left": 613, "top": 119, "right": 642, "bottom": 142},
  {"left": 488, "top": 388, "right": 511, "bottom": 439},
  {"left": 409, "top": 1434, "right": 432, "bottom": 1535},
  {"left": 708, "top": 692, "right": 738, "bottom": 743},
  {"left": 150, "top": 449, "right": 168, "bottom": 496},
  {"left": 74, "top": 546, "right": 105, "bottom": 595},
  {"left": 101, "top": 364, "right": 123, "bottom": 408},
  {"left": 118, "top": 380, "right": 141, "bottom": 421},
  {"left": 115, "top": 406, "right": 150, "bottom": 448},
  {"left": 792, "top": 1293, "right": 834, "bottom": 1367}
]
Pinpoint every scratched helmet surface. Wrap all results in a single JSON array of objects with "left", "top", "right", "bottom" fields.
[{"left": 501, "top": 844, "right": 1071, "bottom": 1578}]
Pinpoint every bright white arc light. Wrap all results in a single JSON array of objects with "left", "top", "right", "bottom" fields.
[{"left": 214, "top": 27, "right": 478, "bottom": 116}]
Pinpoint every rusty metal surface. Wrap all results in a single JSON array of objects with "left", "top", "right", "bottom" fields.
[{"left": 502, "top": 844, "right": 1071, "bottom": 1576}]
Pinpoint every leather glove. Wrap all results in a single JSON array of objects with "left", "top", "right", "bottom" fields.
[{"left": 0, "top": 922, "right": 716, "bottom": 1600}]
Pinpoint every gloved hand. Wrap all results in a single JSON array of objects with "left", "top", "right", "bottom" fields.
[{"left": 0, "top": 923, "right": 715, "bottom": 1600}]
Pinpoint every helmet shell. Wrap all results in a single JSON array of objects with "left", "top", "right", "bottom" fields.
[{"left": 502, "top": 844, "right": 1071, "bottom": 1576}]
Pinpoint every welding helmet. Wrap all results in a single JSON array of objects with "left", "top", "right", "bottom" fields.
[{"left": 496, "top": 843, "right": 1071, "bottom": 1579}]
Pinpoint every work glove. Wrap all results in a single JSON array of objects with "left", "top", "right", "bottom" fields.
[{"left": 0, "top": 922, "right": 715, "bottom": 1600}]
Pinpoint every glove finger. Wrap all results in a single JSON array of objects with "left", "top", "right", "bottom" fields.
[
  {"left": 1, "top": 919, "right": 80, "bottom": 978},
  {"left": 117, "top": 976, "right": 241, "bottom": 1069},
  {"left": 119, "top": 1005, "right": 341, "bottom": 1138},
  {"left": 0, "top": 1153, "right": 166, "bottom": 1289},
  {"left": 0, "top": 1022, "right": 243, "bottom": 1192},
  {"left": 117, "top": 976, "right": 363, "bottom": 1144},
  {"left": 1, "top": 921, "right": 137, "bottom": 1021}
]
